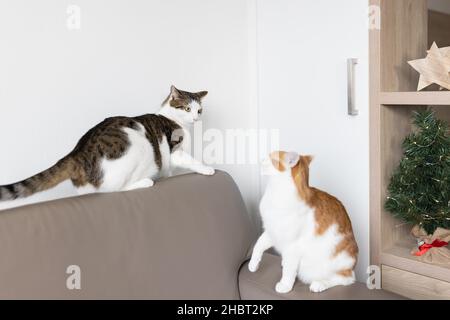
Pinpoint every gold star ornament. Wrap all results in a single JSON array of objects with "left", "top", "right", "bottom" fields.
[{"left": 408, "top": 42, "right": 450, "bottom": 91}]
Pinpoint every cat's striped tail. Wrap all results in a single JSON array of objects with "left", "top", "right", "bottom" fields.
[{"left": 0, "top": 157, "right": 75, "bottom": 201}]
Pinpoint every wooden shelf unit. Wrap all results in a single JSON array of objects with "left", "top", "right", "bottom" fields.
[
  {"left": 381, "top": 244, "right": 450, "bottom": 283},
  {"left": 380, "top": 92, "right": 450, "bottom": 105},
  {"left": 370, "top": 0, "right": 450, "bottom": 300}
]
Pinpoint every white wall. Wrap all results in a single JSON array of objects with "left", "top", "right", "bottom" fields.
[
  {"left": 256, "top": 0, "right": 370, "bottom": 281},
  {"left": 0, "top": 0, "right": 259, "bottom": 213}
]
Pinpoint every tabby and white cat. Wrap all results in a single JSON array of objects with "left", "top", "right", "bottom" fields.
[
  {"left": 249, "top": 151, "right": 358, "bottom": 293},
  {"left": 0, "top": 85, "right": 214, "bottom": 201}
]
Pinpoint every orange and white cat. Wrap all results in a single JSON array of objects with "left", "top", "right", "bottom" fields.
[{"left": 249, "top": 151, "right": 358, "bottom": 293}]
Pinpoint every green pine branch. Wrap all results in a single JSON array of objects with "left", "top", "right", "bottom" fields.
[{"left": 385, "top": 109, "right": 450, "bottom": 235}]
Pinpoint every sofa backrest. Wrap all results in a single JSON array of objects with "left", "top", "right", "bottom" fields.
[{"left": 0, "top": 171, "right": 255, "bottom": 299}]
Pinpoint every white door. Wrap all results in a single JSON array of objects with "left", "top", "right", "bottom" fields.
[{"left": 256, "top": 0, "right": 369, "bottom": 281}]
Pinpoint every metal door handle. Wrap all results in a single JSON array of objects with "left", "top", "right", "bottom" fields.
[{"left": 347, "top": 58, "right": 358, "bottom": 116}]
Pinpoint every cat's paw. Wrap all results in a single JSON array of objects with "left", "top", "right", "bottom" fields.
[
  {"left": 136, "top": 178, "right": 154, "bottom": 188},
  {"left": 197, "top": 166, "right": 215, "bottom": 176},
  {"left": 309, "top": 280, "right": 329, "bottom": 293},
  {"left": 275, "top": 281, "right": 293, "bottom": 294},
  {"left": 124, "top": 178, "right": 154, "bottom": 191},
  {"left": 248, "top": 259, "right": 260, "bottom": 272}
]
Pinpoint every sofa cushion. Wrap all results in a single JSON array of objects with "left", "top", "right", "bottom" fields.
[{"left": 239, "top": 253, "right": 405, "bottom": 300}]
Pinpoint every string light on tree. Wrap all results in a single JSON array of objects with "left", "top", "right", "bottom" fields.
[{"left": 385, "top": 110, "right": 450, "bottom": 234}]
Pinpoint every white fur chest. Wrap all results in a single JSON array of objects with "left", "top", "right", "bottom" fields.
[{"left": 259, "top": 177, "right": 316, "bottom": 253}]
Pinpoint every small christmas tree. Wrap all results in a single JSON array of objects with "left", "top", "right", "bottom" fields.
[{"left": 385, "top": 109, "right": 450, "bottom": 235}]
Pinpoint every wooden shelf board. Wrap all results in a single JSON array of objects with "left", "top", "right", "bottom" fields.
[
  {"left": 380, "top": 91, "right": 450, "bottom": 105},
  {"left": 381, "top": 243, "right": 450, "bottom": 283}
]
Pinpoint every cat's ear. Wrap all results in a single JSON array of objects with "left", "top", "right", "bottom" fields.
[
  {"left": 301, "top": 155, "right": 314, "bottom": 166},
  {"left": 170, "top": 85, "right": 181, "bottom": 100},
  {"left": 285, "top": 152, "right": 300, "bottom": 168},
  {"left": 196, "top": 91, "right": 208, "bottom": 100}
]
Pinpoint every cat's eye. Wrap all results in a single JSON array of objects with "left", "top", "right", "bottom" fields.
[
  {"left": 184, "top": 106, "right": 191, "bottom": 112},
  {"left": 198, "top": 109, "right": 203, "bottom": 115}
]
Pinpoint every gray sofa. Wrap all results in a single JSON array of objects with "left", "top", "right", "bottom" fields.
[{"left": 0, "top": 171, "right": 401, "bottom": 299}]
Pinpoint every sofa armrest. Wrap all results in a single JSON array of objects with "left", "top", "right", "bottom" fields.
[
  {"left": 239, "top": 253, "right": 405, "bottom": 300},
  {"left": 0, "top": 170, "right": 255, "bottom": 299}
]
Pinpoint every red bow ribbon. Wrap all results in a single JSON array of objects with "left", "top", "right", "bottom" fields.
[{"left": 414, "top": 240, "right": 449, "bottom": 256}]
